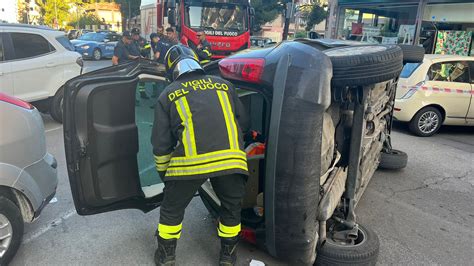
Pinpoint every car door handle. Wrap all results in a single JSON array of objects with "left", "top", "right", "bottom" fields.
[{"left": 46, "top": 62, "right": 56, "bottom": 67}]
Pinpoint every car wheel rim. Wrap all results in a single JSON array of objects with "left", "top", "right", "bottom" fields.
[
  {"left": 0, "top": 214, "right": 13, "bottom": 258},
  {"left": 94, "top": 50, "right": 100, "bottom": 60},
  {"left": 418, "top": 111, "right": 439, "bottom": 134},
  {"left": 326, "top": 226, "right": 367, "bottom": 247}
]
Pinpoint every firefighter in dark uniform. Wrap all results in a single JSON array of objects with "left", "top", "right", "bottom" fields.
[
  {"left": 130, "top": 28, "right": 150, "bottom": 100},
  {"left": 194, "top": 31, "right": 212, "bottom": 64},
  {"left": 151, "top": 45, "right": 249, "bottom": 266}
]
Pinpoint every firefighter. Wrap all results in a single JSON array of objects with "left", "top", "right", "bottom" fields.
[
  {"left": 111, "top": 31, "right": 136, "bottom": 65},
  {"left": 151, "top": 45, "right": 249, "bottom": 266},
  {"left": 194, "top": 31, "right": 212, "bottom": 65}
]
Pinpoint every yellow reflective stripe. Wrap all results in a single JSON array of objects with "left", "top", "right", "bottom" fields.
[
  {"left": 175, "top": 97, "right": 197, "bottom": 156},
  {"left": 158, "top": 223, "right": 182, "bottom": 239},
  {"left": 203, "top": 49, "right": 212, "bottom": 56},
  {"left": 154, "top": 154, "right": 172, "bottom": 164},
  {"left": 218, "top": 223, "right": 241, "bottom": 238},
  {"left": 216, "top": 91, "right": 240, "bottom": 150},
  {"left": 200, "top": 60, "right": 211, "bottom": 64},
  {"left": 169, "top": 150, "right": 246, "bottom": 166},
  {"left": 166, "top": 159, "right": 248, "bottom": 176},
  {"left": 156, "top": 162, "right": 169, "bottom": 171},
  {"left": 154, "top": 154, "right": 172, "bottom": 171}
]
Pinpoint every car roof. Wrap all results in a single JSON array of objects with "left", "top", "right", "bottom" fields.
[
  {"left": 424, "top": 54, "right": 474, "bottom": 62},
  {"left": 0, "top": 23, "right": 65, "bottom": 37}
]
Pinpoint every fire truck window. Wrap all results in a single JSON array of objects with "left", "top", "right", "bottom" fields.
[{"left": 186, "top": 5, "right": 247, "bottom": 31}]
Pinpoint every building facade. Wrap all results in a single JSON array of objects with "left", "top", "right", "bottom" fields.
[
  {"left": 85, "top": 2, "right": 122, "bottom": 32},
  {"left": 326, "top": 0, "right": 474, "bottom": 56},
  {"left": 0, "top": 0, "right": 18, "bottom": 23}
]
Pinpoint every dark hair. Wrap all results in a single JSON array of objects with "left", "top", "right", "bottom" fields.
[{"left": 166, "top": 27, "right": 175, "bottom": 33}]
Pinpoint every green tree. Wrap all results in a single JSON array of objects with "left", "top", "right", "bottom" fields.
[
  {"left": 251, "top": 0, "right": 283, "bottom": 32},
  {"left": 36, "top": 0, "right": 79, "bottom": 28},
  {"left": 68, "top": 13, "right": 105, "bottom": 28},
  {"left": 305, "top": 2, "right": 328, "bottom": 32}
]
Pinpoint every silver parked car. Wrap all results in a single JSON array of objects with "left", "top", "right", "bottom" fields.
[{"left": 0, "top": 92, "right": 58, "bottom": 264}]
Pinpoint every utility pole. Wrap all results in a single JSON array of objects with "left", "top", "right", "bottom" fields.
[
  {"left": 54, "top": 0, "right": 58, "bottom": 29},
  {"left": 282, "top": 0, "right": 294, "bottom": 41}
]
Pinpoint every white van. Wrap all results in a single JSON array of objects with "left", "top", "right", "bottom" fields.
[{"left": 0, "top": 24, "right": 83, "bottom": 123}]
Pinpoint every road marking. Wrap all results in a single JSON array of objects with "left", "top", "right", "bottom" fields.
[
  {"left": 23, "top": 209, "right": 77, "bottom": 244},
  {"left": 45, "top": 126, "right": 63, "bottom": 133}
]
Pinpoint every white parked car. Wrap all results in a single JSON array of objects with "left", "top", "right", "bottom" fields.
[{"left": 0, "top": 23, "right": 83, "bottom": 123}]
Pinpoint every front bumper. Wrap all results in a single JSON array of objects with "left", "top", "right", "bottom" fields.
[{"left": 74, "top": 47, "right": 93, "bottom": 59}]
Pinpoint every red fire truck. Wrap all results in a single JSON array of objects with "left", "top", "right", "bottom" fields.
[{"left": 141, "top": 0, "right": 254, "bottom": 59}]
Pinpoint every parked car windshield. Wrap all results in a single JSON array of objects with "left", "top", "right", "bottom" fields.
[
  {"left": 400, "top": 63, "right": 421, "bottom": 78},
  {"left": 78, "top": 33, "right": 105, "bottom": 42},
  {"left": 56, "top": 36, "right": 75, "bottom": 51}
]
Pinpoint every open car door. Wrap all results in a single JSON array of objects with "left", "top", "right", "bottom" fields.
[{"left": 63, "top": 60, "right": 168, "bottom": 215}]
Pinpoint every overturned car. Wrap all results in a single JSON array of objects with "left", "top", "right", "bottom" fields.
[{"left": 63, "top": 39, "right": 423, "bottom": 265}]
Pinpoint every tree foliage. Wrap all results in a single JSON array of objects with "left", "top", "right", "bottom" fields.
[
  {"left": 305, "top": 3, "right": 328, "bottom": 32},
  {"left": 115, "top": 0, "right": 141, "bottom": 19},
  {"left": 35, "top": 0, "right": 81, "bottom": 28},
  {"left": 68, "top": 13, "right": 105, "bottom": 28},
  {"left": 251, "top": 0, "right": 283, "bottom": 32}
]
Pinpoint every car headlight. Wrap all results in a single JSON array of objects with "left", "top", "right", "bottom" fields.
[
  {"left": 400, "top": 88, "right": 417, "bottom": 99},
  {"left": 81, "top": 45, "right": 90, "bottom": 49}
]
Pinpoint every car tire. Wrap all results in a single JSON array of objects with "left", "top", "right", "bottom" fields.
[
  {"left": 409, "top": 106, "right": 442, "bottom": 137},
  {"left": 0, "top": 196, "right": 24, "bottom": 265},
  {"left": 93, "top": 48, "right": 102, "bottom": 61},
  {"left": 50, "top": 86, "right": 64, "bottom": 124},
  {"left": 398, "top": 45, "right": 425, "bottom": 64},
  {"left": 324, "top": 45, "right": 403, "bottom": 87},
  {"left": 378, "top": 149, "right": 408, "bottom": 170},
  {"left": 316, "top": 224, "right": 379, "bottom": 266}
]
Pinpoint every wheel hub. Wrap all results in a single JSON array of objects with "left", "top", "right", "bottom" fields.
[
  {"left": 418, "top": 111, "right": 439, "bottom": 134},
  {"left": 0, "top": 214, "right": 13, "bottom": 258}
]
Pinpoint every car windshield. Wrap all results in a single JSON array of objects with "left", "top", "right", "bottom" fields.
[
  {"left": 78, "top": 33, "right": 105, "bottom": 42},
  {"left": 185, "top": 4, "right": 248, "bottom": 32},
  {"left": 400, "top": 63, "right": 421, "bottom": 78}
]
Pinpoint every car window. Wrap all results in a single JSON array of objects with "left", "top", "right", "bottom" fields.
[
  {"left": 10, "top": 32, "right": 55, "bottom": 60},
  {"left": 56, "top": 35, "right": 75, "bottom": 51},
  {"left": 428, "top": 61, "right": 470, "bottom": 83},
  {"left": 400, "top": 63, "right": 420, "bottom": 78}
]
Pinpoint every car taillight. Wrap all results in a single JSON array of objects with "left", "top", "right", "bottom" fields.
[
  {"left": 76, "top": 57, "right": 84, "bottom": 67},
  {"left": 219, "top": 58, "right": 265, "bottom": 83},
  {"left": 0, "top": 93, "right": 34, "bottom": 109}
]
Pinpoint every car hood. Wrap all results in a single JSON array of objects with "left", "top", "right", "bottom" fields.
[{"left": 71, "top": 40, "right": 98, "bottom": 46}]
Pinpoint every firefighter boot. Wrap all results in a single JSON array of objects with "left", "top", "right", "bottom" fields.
[
  {"left": 154, "top": 236, "right": 177, "bottom": 266},
  {"left": 219, "top": 236, "right": 239, "bottom": 266}
]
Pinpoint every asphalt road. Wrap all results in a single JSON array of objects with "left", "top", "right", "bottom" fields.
[{"left": 10, "top": 60, "right": 474, "bottom": 265}]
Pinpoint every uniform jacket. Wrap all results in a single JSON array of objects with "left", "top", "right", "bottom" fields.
[
  {"left": 195, "top": 39, "right": 212, "bottom": 64},
  {"left": 151, "top": 73, "right": 249, "bottom": 181}
]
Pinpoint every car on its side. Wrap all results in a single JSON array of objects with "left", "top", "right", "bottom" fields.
[
  {"left": 71, "top": 32, "right": 120, "bottom": 61},
  {"left": 395, "top": 54, "right": 474, "bottom": 136},
  {"left": 62, "top": 40, "right": 420, "bottom": 265},
  {"left": 0, "top": 23, "right": 83, "bottom": 123},
  {"left": 0, "top": 93, "right": 58, "bottom": 265}
]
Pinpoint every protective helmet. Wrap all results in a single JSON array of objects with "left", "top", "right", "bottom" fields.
[
  {"left": 164, "top": 45, "right": 204, "bottom": 81},
  {"left": 131, "top": 28, "right": 140, "bottom": 35}
]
